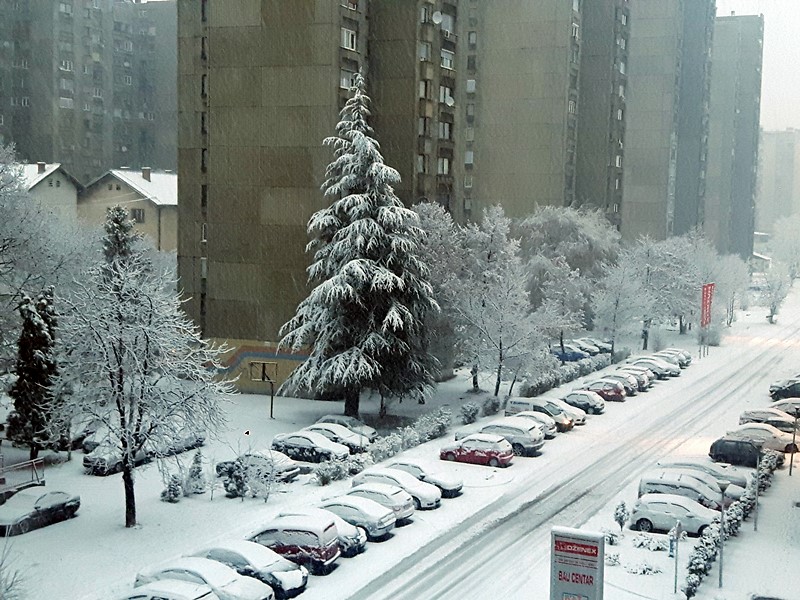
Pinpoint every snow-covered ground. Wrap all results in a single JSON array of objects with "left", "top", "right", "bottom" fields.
[{"left": 5, "top": 292, "right": 800, "bottom": 600}]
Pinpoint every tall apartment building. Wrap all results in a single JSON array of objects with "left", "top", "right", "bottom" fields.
[
  {"left": 574, "top": 0, "right": 631, "bottom": 227},
  {"left": 704, "top": 13, "right": 763, "bottom": 259},
  {"left": 0, "top": 0, "right": 176, "bottom": 184},
  {"left": 757, "top": 129, "right": 800, "bottom": 233},
  {"left": 620, "top": 0, "right": 715, "bottom": 241}
]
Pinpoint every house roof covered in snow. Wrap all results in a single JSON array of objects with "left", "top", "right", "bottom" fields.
[
  {"left": 85, "top": 168, "right": 177, "bottom": 206},
  {"left": 19, "top": 162, "right": 82, "bottom": 192}
]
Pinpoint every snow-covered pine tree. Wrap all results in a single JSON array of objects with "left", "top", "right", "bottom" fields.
[
  {"left": 7, "top": 287, "right": 58, "bottom": 460},
  {"left": 279, "top": 73, "right": 439, "bottom": 418},
  {"left": 102, "top": 204, "right": 142, "bottom": 266},
  {"left": 185, "top": 450, "right": 207, "bottom": 495},
  {"left": 613, "top": 500, "right": 629, "bottom": 532}
]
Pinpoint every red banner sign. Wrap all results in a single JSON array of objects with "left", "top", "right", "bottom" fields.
[{"left": 701, "top": 283, "right": 715, "bottom": 328}]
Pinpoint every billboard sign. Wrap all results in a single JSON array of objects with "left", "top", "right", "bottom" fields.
[
  {"left": 551, "top": 527, "right": 605, "bottom": 600},
  {"left": 700, "top": 282, "right": 715, "bottom": 328}
]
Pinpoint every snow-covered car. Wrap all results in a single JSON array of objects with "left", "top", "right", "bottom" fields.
[
  {"left": 650, "top": 351, "right": 681, "bottom": 368},
  {"left": 664, "top": 347, "right": 692, "bottom": 366},
  {"left": 439, "top": 433, "right": 514, "bottom": 467},
  {"left": 386, "top": 459, "right": 464, "bottom": 497},
  {"left": 658, "top": 467, "right": 744, "bottom": 501},
  {"left": 569, "top": 339, "right": 600, "bottom": 355},
  {"left": 346, "top": 483, "right": 415, "bottom": 522},
  {"left": 726, "top": 423, "right": 799, "bottom": 454},
  {"left": 318, "top": 495, "right": 396, "bottom": 541},
  {"left": 190, "top": 540, "right": 308, "bottom": 599},
  {"left": 550, "top": 344, "right": 589, "bottom": 362},
  {"left": 769, "top": 378, "right": 800, "bottom": 400},
  {"left": 508, "top": 411, "right": 558, "bottom": 439},
  {"left": 547, "top": 398, "right": 587, "bottom": 425},
  {"left": 616, "top": 366, "right": 655, "bottom": 389},
  {"left": 657, "top": 458, "right": 751, "bottom": 489},
  {"left": 771, "top": 398, "right": 800, "bottom": 414},
  {"left": 215, "top": 450, "right": 301, "bottom": 483},
  {"left": 461, "top": 417, "right": 545, "bottom": 456},
  {"left": 0, "top": 489, "right": 80, "bottom": 536},
  {"left": 135, "top": 557, "right": 274, "bottom": 600},
  {"left": 315, "top": 415, "right": 377, "bottom": 443},
  {"left": 83, "top": 442, "right": 151, "bottom": 475},
  {"left": 600, "top": 372, "right": 640, "bottom": 395},
  {"left": 353, "top": 467, "right": 442, "bottom": 509},
  {"left": 578, "top": 337, "right": 612, "bottom": 353},
  {"left": 638, "top": 470, "right": 726, "bottom": 511},
  {"left": 116, "top": 580, "right": 220, "bottom": 600},
  {"left": 247, "top": 514, "right": 341, "bottom": 575},
  {"left": 302, "top": 423, "right": 370, "bottom": 453},
  {"left": 578, "top": 379, "right": 624, "bottom": 403},
  {"left": 271, "top": 431, "right": 349, "bottom": 463},
  {"left": 654, "top": 349, "right": 691, "bottom": 368},
  {"left": 278, "top": 507, "right": 367, "bottom": 557},
  {"left": 709, "top": 436, "right": 773, "bottom": 468},
  {"left": 628, "top": 357, "right": 680, "bottom": 378},
  {"left": 505, "top": 398, "right": 574, "bottom": 432},
  {"left": 630, "top": 493, "right": 718, "bottom": 535},
  {"left": 739, "top": 407, "right": 799, "bottom": 434},
  {"left": 562, "top": 390, "right": 608, "bottom": 413}
]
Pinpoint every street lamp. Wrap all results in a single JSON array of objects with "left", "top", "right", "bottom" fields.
[
  {"left": 717, "top": 479, "right": 730, "bottom": 588},
  {"left": 790, "top": 407, "right": 800, "bottom": 476}
]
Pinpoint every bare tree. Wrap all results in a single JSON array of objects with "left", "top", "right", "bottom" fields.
[{"left": 0, "top": 539, "right": 25, "bottom": 600}]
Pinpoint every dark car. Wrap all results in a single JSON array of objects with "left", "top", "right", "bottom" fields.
[
  {"left": 271, "top": 431, "right": 349, "bottom": 463},
  {"left": 0, "top": 490, "right": 80, "bottom": 536},
  {"left": 769, "top": 379, "right": 800, "bottom": 400},
  {"left": 215, "top": 450, "right": 302, "bottom": 483},
  {"left": 550, "top": 344, "right": 589, "bottom": 362},
  {"left": 601, "top": 372, "right": 639, "bottom": 395},
  {"left": 709, "top": 437, "right": 772, "bottom": 468},
  {"left": 561, "top": 390, "right": 606, "bottom": 414}
]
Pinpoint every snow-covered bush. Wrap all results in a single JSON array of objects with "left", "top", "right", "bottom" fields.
[
  {"left": 413, "top": 408, "right": 451, "bottom": 441},
  {"left": 482, "top": 396, "right": 500, "bottom": 416},
  {"left": 160, "top": 474, "right": 183, "bottom": 503},
  {"left": 184, "top": 450, "right": 207, "bottom": 495},
  {"left": 602, "top": 528, "right": 620, "bottom": 546},
  {"left": 723, "top": 501, "right": 744, "bottom": 538},
  {"left": 611, "top": 347, "right": 631, "bottom": 363},
  {"left": 223, "top": 461, "right": 248, "bottom": 500},
  {"left": 577, "top": 358, "right": 595, "bottom": 376},
  {"left": 557, "top": 362, "right": 581, "bottom": 384},
  {"left": 613, "top": 501, "right": 629, "bottom": 531},
  {"left": 346, "top": 452, "right": 373, "bottom": 474},
  {"left": 314, "top": 460, "right": 348, "bottom": 486},
  {"left": 400, "top": 426, "right": 421, "bottom": 450},
  {"left": 624, "top": 562, "right": 662, "bottom": 575},
  {"left": 605, "top": 552, "right": 620, "bottom": 566},
  {"left": 460, "top": 402, "right": 480, "bottom": 424},
  {"left": 632, "top": 533, "right": 668, "bottom": 552},
  {"left": 683, "top": 573, "right": 701, "bottom": 598},
  {"left": 369, "top": 432, "right": 402, "bottom": 463}
]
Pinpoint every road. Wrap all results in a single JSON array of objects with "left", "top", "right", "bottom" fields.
[{"left": 347, "top": 311, "right": 800, "bottom": 600}]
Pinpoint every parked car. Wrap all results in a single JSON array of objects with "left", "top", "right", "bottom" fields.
[
  {"left": 189, "top": 540, "right": 308, "bottom": 599},
  {"left": 627, "top": 357, "right": 680, "bottom": 378},
  {"left": 278, "top": 507, "right": 366, "bottom": 557},
  {"left": 454, "top": 417, "right": 545, "bottom": 456},
  {"left": 505, "top": 398, "right": 574, "bottom": 432},
  {"left": 82, "top": 425, "right": 110, "bottom": 454},
  {"left": 506, "top": 411, "right": 558, "bottom": 439},
  {"left": 385, "top": 459, "right": 463, "bottom": 497},
  {"left": 562, "top": 390, "right": 607, "bottom": 414},
  {"left": 215, "top": 450, "right": 301, "bottom": 483},
  {"left": 769, "top": 379, "right": 800, "bottom": 400},
  {"left": 547, "top": 398, "right": 587, "bottom": 426},
  {"left": 650, "top": 352, "right": 682, "bottom": 368},
  {"left": 658, "top": 467, "right": 744, "bottom": 501},
  {"left": 0, "top": 489, "right": 80, "bottom": 536},
  {"left": 630, "top": 493, "right": 717, "bottom": 535},
  {"left": 247, "top": 513, "right": 341, "bottom": 575},
  {"left": 771, "top": 398, "right": 800, "bottom": 414},
  {"left": 346, "top": 483, "right": 415, "bottom": 523},
  {"left": 600, "top": 372, "right": 639, "bottom": 395},
  {"left": 115, "top": 581, "right": 220, "bottom": 600},
  {"left": 135, "top": 558, "right": 274, "bottom": 600},
  {"left": 315, "top": 415, "right": 377, "bottom": 443},
  {"left": 570, "top": 339, "right": 600, "bottom": 355},
  {"left": 353, "top": 468, "right": 441, "bottom": 509},
  {"left": 271, "top": 431, "right": 349, "bottom": 463},
  {"left": 726, "top": 423, "right": 799, "bottom": 454},
  {"left": 576, "top": 337, "right": 612, "bottom": 353},
  {"left": 318, "top": 495, "right": 396, "bottom": 541},
  {"left": 83, "top": 442, "right": 151, "bottom": 476},
  {"left": 439, "top": 433, "right": 514, "bottom": 467},
  {"left": 638, "top": 470, "right": 725, "bottom": 511},
  {"left": 550, "top": 344, "right": 590, "bottom": 362},
  {"left": 657, "top": 458, "right": 750, "bottom": 489},
  {"left": 654, "top": 349, "right": 691, "bottom": 368},
  {"left": 302, "top": 423, "right": 370, "bottom": 454},
  {"left": 739, "top": 407, "right": 799, "bottom": 434},
  {"left": 614, "top": 368, "right": 651, "bottom": 391},
  {"left": 709, "top": 436, "right": 769, "bottom": 468},
  {"left": 664, "top": 347, "right": 692, "bottom": 366}
]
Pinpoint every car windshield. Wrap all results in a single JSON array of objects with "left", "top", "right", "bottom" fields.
[
  {"left": 223, "top": 543, "right": 281, "bottom": 570},
  {"left": 0, "top": 492, "right": 39, "bottom": 513},
  {"left": 178, "top": 563, "right": 237, "bottom": 588}
]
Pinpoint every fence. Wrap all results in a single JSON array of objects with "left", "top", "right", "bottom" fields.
[{"left": 0, "top": 457, "right": 45, "bottom": 501}]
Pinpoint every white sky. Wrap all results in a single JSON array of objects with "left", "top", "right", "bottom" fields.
[{"left": 716, "top": 0, "right": 800, "bottom": 131}]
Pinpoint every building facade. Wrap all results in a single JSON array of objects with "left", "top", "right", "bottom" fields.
[
  {"left": 0, "top": 0, "right": 176, "bottom": 184},
  {"left": 756, "top": 129, "right": 800, "bottom": 233},
  {"left": 704, "top": 13, "right": 763, "bottom": 259},
  {"left": 20, "top": 162, "right": 82, "bottom": 222}
]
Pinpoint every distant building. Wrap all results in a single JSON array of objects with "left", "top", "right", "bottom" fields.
[
  {"left": 620, "top": 0, "right": 715, "bottom": 241},
  {"left": 756, "top": 129, "right": 800, "bottom": 233},
  {"left": 20, "top": 162, "right": 82, "bottom": 223},
  {"left": 704, "top": 13, "right": 764, "bottom": 259},
  {"left": 80, "top": 167, "right": 177, "bottom": 251},
  {"left": 0, "top": 0, "right": 176, "bottom": 184}
]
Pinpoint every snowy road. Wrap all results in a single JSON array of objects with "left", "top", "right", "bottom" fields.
[{"left": 345, "top": 313, "right": 800, "bottom": 600}]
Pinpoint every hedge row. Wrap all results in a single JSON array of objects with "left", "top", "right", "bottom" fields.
[{"left": 519, "top": 354, "right": 614, "bottom": 397}]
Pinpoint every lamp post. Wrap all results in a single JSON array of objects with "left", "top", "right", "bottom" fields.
[
  {"left": 717, "top": 479, "right": 730, "bottom": 588},
  {"left": 790, "top": 407, "right": 800, "bottom": 476}
]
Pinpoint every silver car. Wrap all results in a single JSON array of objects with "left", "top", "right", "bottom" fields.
[
  {"left": 630, "top": 493, "right": 718, "bottom": 535},
  {"left": 353, "top": 468, "right": 442, "bottom": 509},
  {"left": 346, "top": 483, "right": 415, "bottom": 522},
  {"left": 509, "top": 411, "right": 558, "bottom": 439},
  {"left": 739, "top": 407, "right": 799, "bottom": 434},
  {"left": 386, "top": 459, "right": 464, "bottom": 497},
  {"left": 454, "top": 417, "right": 546, "bottom": 456},
  {"left": 315, "top": 415, "right": 377, "bottom": 443},
  {"left": 657, "top": 458, "right": 750, "bottom": 489},
  {"left": 116, "top": 581, "right": 219, "bottom": 600},
  {"left": 319, "top": 495, "right": 396, "bottom": 540}
]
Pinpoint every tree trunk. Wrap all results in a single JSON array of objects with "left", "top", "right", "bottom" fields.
[
  {"left": 679, "top": 315, "right": 687, "bottom": 335},
  {"left": 641, "top": 326, "right": 649, "bottom": 350},
  {"left": 122, "top": 463, "right": 137, "bottom": 528},
  {"left": 507, "top": 368, "right": 519, "bottom": 397},
  {"left": 471, "top": 364, "right": 479, "bottom": 391},
  {"left": 610, "top": 338, "right": 616, "bottom": 361},
  {"left": 344, "top": 389, "right": 360, "bottom": 418},
  {"left": 29, "top": 444, "right": 39, "bottom": 461},
  {"left": 379, "top": 396, "right": 387, "bottom": 419},
  {"left": 494, "top": 362, "right": 502, "bottom": 397}
]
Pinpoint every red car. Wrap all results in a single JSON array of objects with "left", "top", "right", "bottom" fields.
[
  {"left": 439, "top": 433, "right": 514, "bottom": 467},
  {"left": 580, "top": 379, "right": 626, "bottom": 402}
]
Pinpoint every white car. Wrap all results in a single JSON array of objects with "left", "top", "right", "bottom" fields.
[
  {"left": 727, "top": 423, "right": 799, "bottom": 454},
  {"left": 315, "top": 415, "right": 378, "bottom": 443},
  {"left": 386, "top": 459, "right": 464, "bottom": 497},
  {"left": 453, "top": 417, "right": 545, "bottom": 456},
  {"left": 346, "top": 482, "right": 415, "bottom": 522},
  {"left": 135, "top": 557, "right": 274, "bottom": 600},
  {"left": 278, "top": 507, "right": 367, "bottom": 557},
  {"left": 302, "top": 422, "right": 370, "bottom": 453},
  {"left": 509, "top": 411, "right": 558, "bottom": 438},
  {"left": 772, "top": 398, "right": 800, "bottom": 415},
  {"left": 353, "top": 467, "right": 441, "bottom": 509},
  {"left": 630, "top": 493, "right": 718, "bottom": 535},
  {"left": 547, "top": 398, "right": 586, "bottom": 425},
  {"left": 271, "top": 430, "right": 349, "bottom": 463},
  {"left": 116, "top": 580, "right": 219, "bottom": 600},
  {"left": 319, "top": 495, "right": 396, "bottom": 540},
  {"left": 629, "top": 357, "right": 680, "bottom": 377},
  {"left": 739, "top": 407, "right": 798, "bottom": 434},
  {"left": 658, "top": 467, "right": 744, "bottom": 500},
  {"left": 657, "top": 458, "right": 751, "bottom": 489}
]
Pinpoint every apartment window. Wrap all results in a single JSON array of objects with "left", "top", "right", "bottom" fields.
[
  {"left": 21, "top": 97, "right": 29, "bottom": 107},
  {"left": 615, "top": 155, "right": 622, "bottom": 168},
  {"left": 93, "top": 87, "right": 102, "bottom": 98},
  {"left": 60, "top": 60, "right": 73, "bottom": 71},
  {"left": 571, "top": 23, "right": 580, "bottom": 39},
  {"left": 568, "top": 99, "right": 577, "bottom": 114},
  {"left": 616, "top": 108, "right": 623, "bottom": 121},
  {"left": 615, "top": 177, "right": 621, "bottom": 190},
  {"left": 201, "top": 0, "right": 208, "bottom": 22},
  {"left": 10, "top": 98, "right": 18, "bottom": 107},
  {"left": 619, "top": 11, "right": 627, "bottom": 25},
  {"left": 341, "top": 28, "right": 357, "bottom": 51},
  {"left": 56, "top": 180, "right": 61, "bottom": 188},
  {"left": 60, "top": 78, "right": 74, "bottom": 92},
  {"left": 59, "top": 97, "right": 74, "bottom": 109},
  {"left": 464, "top": 175, "right": 473, "bottom": 188},
  {"left": 573, "top": 0, "right": 580, "bottom": 10},
  {"left": 466, "top": 79, "right": 476, "bottom": 93},
  {"left": 417, "top": 154, "right": 427, "bottom": 174},
  {"left": 0, "top": 115, "right": 3, "bottom": 126},
  {"left": 466, "top": 103, "right": 475, "bottom": 123},
  {"left": 420, "top": 4, "right": 431, "bottom": 22},
  {"left": 340, "top": 69, "right": 356, "bottom": 89},
  {"left": 201, "top": 148, "right": 208, "bottom": 172},
  {"left": 467, "top": 55, "right": 476, "bottom": 71},
  {"left": 200, "top": 257, "right": 208, "bottom": 279},
  {"left": 619, "top": 61, "right": 626, "bottom": 75},
  {"left": 201, "top": 37, "right": 208, "bottom": 60},
  {"left": 440, "top": 14, "right": 455, "bottom": 34},
  {"left": 571, "top": 46, "right": 580, "bottom": 64},
  {"left": 464, "top": 150, "right": 474, "bottom": 166},
  {"left": 201, "top": 111, "right": 208, "bottom": 134},
  {"left": 201, "top": 74, "right": 208, "bottom": 97},
  {"left": 439, "top": 85, "right": 454, "bottom": 104},
  {"left": 618, "top": 37, "right": 626, "bottom": 50},
  {"left": 83, "top": 64, "right": 90, "bottom": 75},
  {"left": 341, "top": 0, "right": 358, "bottom": 9},
  {"left": 201, "top": 223, "right": 208, "bottom": 243},
  {"left": 418, "top": 117, "right": 430, "bottom": 136},
  {"left": 438, "top": 121, "right": 451, "bottom": 140},
  {"left": 418, "top": 41, "right": 431, "bottom": 62},
  {"left": 437, "top": 157, "right": 450, "bottom": 175},
  {"left": 468, "top": 31, "right": 477, "bottom": 49},
  {"left": 465, "top": 127, "right": 474, "bottom": 142},
  {"left": 124, "top": 75, "right": 132, "bottom": 85},
  {"left": 440, "top": 49, "right": 455, "bottom": 70},
  {"left": 59, "top": 2, "right": 72, "bottom": 14},
  {"left": 131, "top": 209, "right": 145, "bottom": 223},
  {"left": 83, "top": 102, "right": 90, "bottom": 111},
  {"left": 618, "top": 84, "right": 625, "bottom": 98},
  {"left": 124, "top": 40, "right": 133, "bottom": 52},
  {"left": 419, "top": 79, "right": 431, "bottom": 99}
]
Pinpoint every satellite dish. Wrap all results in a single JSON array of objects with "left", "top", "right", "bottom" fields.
[
  {"left": 445, "top": 97, "right": 455, "bottom": 107},
  {"left": 432, "top": 11, "right": 443, "bottom": 24}
]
